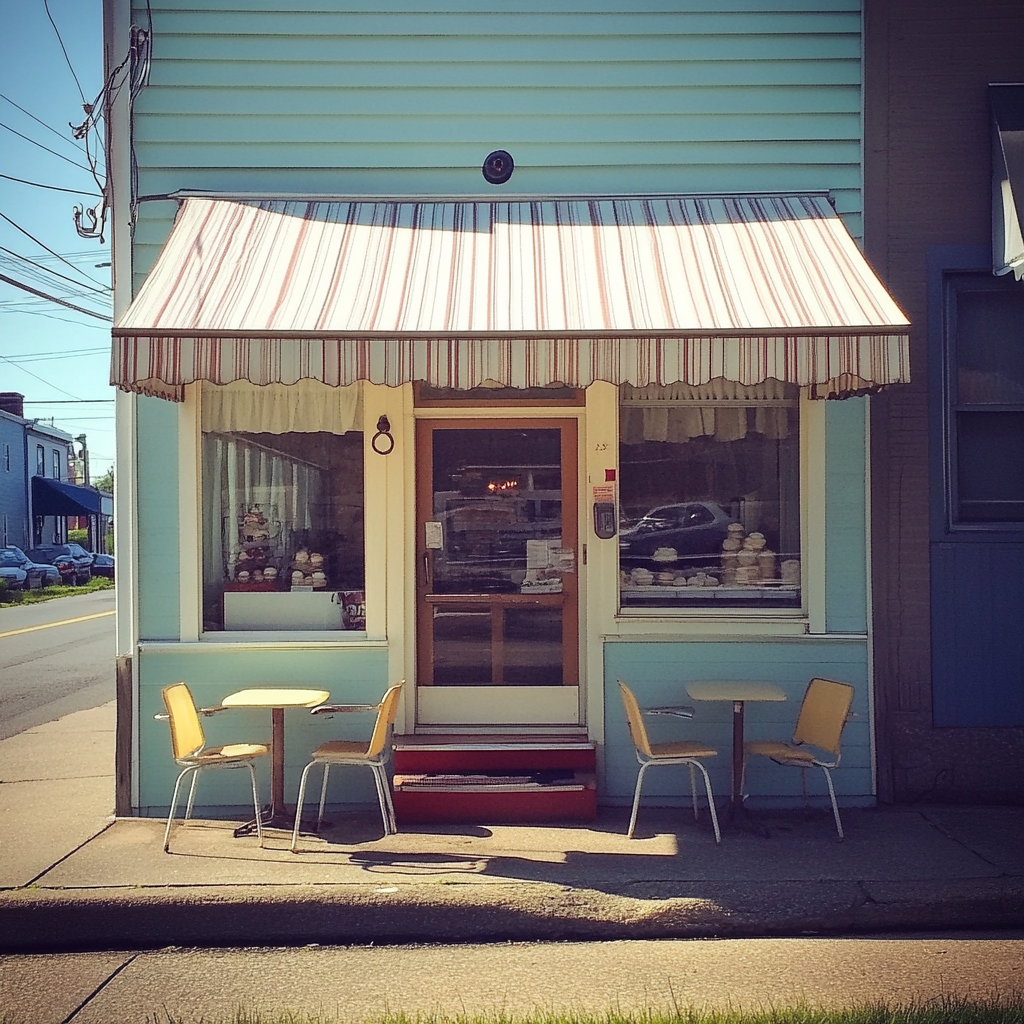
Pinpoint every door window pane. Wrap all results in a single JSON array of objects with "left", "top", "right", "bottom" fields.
[
  {"left": 430, "top": 428, "right": 562, "bottom": 594},
  {"left": 431, "top": 605, "right": 492, "bottom": 686},
  {"left": 421, "top": 423, "right": 575, "bottom": 688},
  {"left": 503, "top": 606, "right": 563, "bottom": 685},
  {"left": 619, "top": 382, "right": 801, "bottom": 609}
]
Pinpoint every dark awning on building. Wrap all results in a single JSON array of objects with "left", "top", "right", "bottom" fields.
[
  {"left": 31, "top": 476, "right": 110, "bottom": 517},
  {"left": 991, "top": 84, "right": 1024, "bottom": 280}
]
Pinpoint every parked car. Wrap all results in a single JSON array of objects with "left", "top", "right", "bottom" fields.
[
  {"left": 618, "top": 501, "right": 734, "bottom": 569},
  {"left": 0, "top": 547, "right": 62, "bottom": 587},
  {"left": 0, "top": 553, "right": 29, "bottom": 591},
  {"left": 26, "top": 543, "right": 93, "bottom": 585},
  {"left": 90, "top": 552, "right": 115, "bottom": 579}
]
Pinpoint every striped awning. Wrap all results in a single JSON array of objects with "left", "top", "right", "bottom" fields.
[{"left": 112, "top": 193, "right": 910, "bottom": 400}]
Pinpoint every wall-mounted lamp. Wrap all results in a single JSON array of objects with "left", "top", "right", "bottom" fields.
[{"left": 371, "top": 414, "right": 395, "bottom": 455}]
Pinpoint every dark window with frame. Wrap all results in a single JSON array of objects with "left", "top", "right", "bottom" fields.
[
  {"left": 945, "top": 273, "right": 1024, "bottom": 525},
  {"left": 36, "top": 445, "right": 45, "bottom": 476},
  {"left": 52, "top": 449, "right": 61, "bottom": 480}
]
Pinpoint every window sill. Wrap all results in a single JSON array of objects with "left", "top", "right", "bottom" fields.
[
  {"left": 608, "top": 611, "right": 809, "bottom": 638},
  {"left": 140, "top": 635, "right": 388, "bottom": 652}
]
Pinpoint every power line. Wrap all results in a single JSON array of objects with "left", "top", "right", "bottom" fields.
[
  {"left": 0, "top": 211, "right": 109, "bottom": 289},
  {"left": 0, "top": 352, "right": 86, "bottom": 400},
  {"left": 0, "top": 121, "right": 94, "bottom": 173},
  {"left": 2, "top": 346, "right": 109, "bottom": 362},
  {"left": 0, "top": 172, "right": 100, "bottom": 198},
  {"left": 23, "top": 399, "right": 114, "bottom": 404},
  {"left": 0, "top": 272, "right": 112, "bottom": 321},
  {"left": 0, "top": 91, "right": 88, "bottom": 155},
  {"left": 33, "top": 250, "right": 112, "bottom": 262},
  {"left": 0, "top": 246, "right": 111, "bottom": 295},
  {"left": 43, "top": 0, "right": 88, "bottom": 107},
  {"left": 0, "top": 308, "right": 110, "bottom": 328}
]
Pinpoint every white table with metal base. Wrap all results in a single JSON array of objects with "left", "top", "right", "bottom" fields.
[{"left": 685, "top": 680, "right": 787, "bottom": 814}]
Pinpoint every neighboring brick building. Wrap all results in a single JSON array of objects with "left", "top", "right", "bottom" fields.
[{"left": 864, "top": 0, "right": 1024, "bottom": 802}]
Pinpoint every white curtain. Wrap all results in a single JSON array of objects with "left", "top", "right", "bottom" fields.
[
  {"left": 620, "top": 379, "right": 795, "bottom": 444},
  {"left": 201, "top": 379, "right": 361, "bottom": 434},
  {"left": 200, "top": 379, "right": 358, "bottom": 624},
  {"left": 202, "top": 434, "right": 322, "bottom": 611}
]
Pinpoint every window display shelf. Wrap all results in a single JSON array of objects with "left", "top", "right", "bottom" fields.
[
  {"left": 224, "top": 590, "right": 345, "bottom": 630},
  {"left": 223, "top": 580, "right": 280, "bottom": 593},
  {"left": 621, "top": 585, "right": 799, "bottom": 602}
]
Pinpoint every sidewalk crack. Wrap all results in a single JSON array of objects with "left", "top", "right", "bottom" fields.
[
  {"left": 60, "top": 952, "right": 138, "bottom": 1023},
  {"left": 918, "top": 809, "right": 1003, "bottom": 870},
  {"left": 21, "top": 818, "right": 115, "bottom": 887}
]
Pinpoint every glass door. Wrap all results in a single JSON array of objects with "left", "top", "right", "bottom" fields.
[{"left": 415, "top": 419, "right": 579, "bottom": 726}]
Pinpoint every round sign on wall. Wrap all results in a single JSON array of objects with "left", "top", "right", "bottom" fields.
[{"left": 482, "top": 150, "right": 514, "bottom": 185}]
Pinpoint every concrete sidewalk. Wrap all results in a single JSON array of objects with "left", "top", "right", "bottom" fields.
[{"left": 1, "top": 702, "right": 1022, "bottom": 951}]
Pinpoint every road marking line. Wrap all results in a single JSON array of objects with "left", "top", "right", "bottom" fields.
[{"left": 0, "top": 609, "right": 115, "bottom": 639}]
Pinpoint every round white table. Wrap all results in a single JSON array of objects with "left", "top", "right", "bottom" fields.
[
  {"left": 685, "top": 680, "right": 787, "bottom": 810},
  {"left": 221, "top": 687, "right": 330, "bottom": 834}
]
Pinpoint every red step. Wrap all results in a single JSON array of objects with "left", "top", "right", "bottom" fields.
[{"left": 392, "top": 734, "right": 597, "bottom": 823}]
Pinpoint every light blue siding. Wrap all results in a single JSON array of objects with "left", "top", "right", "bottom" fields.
[
  {"left": 136, "top": 397, "right": 180, "bottom": 639},
  {"left": 131, "top": 1, "right": 863, "bottom": 272},
  {"left": 825, "top": 397, "right": 868, "bottom": 634},
  {"left": 127, "top": 1, "right": 875, "bottom": 807},
  {"left": 604, "top": 639, "right": 871, "bottom": 806},
  {"left": 138, "top": 645, "right": 391, "bottom": 813}
]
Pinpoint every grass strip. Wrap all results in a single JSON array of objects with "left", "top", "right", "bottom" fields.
[
  {"left": 87, "top": 996, "right": 1024, "bottom": 1024},
  {"left": 0, "top": 576, "right": 113, "bottom": 606}
]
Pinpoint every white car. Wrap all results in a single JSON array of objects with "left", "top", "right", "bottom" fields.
[{"left": 0, "top": 553, "right": 28, "bottom": 591}]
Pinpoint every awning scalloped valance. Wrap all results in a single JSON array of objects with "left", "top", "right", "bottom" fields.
[{"left": 111, "top": 193, "right": 911, "bottom": 401}]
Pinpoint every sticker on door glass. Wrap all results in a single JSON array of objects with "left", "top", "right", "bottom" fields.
[{"left": 521, "top": 540, "right": 573, "bottom": 593}]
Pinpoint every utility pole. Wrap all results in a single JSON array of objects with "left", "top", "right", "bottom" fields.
[
  {"left": 74, "top": 435, "right": 93, "bottom": 550},
  {"left": 75, "top": 435, "right": 90, "bottom": 486}
]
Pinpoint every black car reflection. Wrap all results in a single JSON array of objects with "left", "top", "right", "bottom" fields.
[{"left": 618, "top": 501, "right": 733, "bottom": 568}]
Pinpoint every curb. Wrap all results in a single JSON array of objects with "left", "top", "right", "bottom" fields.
[{"left": 3, "top": 879, "right": 1023, "bottom": 952}]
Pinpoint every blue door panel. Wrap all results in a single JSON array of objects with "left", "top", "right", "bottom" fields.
[{"left": 931, "top": 542, "right": 1024, "bottom": 727}]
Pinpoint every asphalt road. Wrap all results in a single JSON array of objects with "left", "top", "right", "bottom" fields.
[
  {"left": 0, "top": 589, "right": 115, "bottom": 740},
  {"left": 2, "top": 935, "right": 1022, "bottom": 1024}
]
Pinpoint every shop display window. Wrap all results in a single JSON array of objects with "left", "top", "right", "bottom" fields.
[
  {"left": 618, "top": 381, "right": 801, "bottom": 610},
  {"left": 200, "top": 381, "right": 364, "bottom": 632},
  {"left": 201, "top": 431, "right": 364, "bottom": 631}
]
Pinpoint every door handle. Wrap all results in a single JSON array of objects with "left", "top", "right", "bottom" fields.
[{"left": 423, "top": 550, "right": 432, "bottom": 588}]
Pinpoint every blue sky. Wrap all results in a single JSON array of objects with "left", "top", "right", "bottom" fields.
[{"left": 1, "top": 0, "right": 114, "bottom": 479}]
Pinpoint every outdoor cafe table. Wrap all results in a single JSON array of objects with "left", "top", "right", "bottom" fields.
[
  {"left": 684, "top": 681, "right": 787, "bottom": 811},
  {"left": 220, "top": 687, "right": 330, "bottom": 834}
]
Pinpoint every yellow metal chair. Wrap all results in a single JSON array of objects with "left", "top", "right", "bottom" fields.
[
  {"left": 291, "top": 682, "right": 404, "bottom": 851},
  {"left": 156, "top": 682, "right": 269, "bottom": 852},
  {"left": 618, "top": 681, "right": 721, "bottom": 843},
  {"left": 743, "top": 677, "right": 855, "bottom": 838}
]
